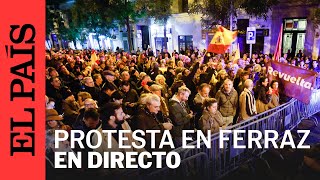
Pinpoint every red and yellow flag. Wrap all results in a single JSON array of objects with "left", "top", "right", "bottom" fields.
[{"left": 207, "top": 25, "right": 238, "bottom": 54}]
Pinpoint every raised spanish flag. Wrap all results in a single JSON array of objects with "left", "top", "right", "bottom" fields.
[{"left": 207, "top": 25, "right": 238, "bottom": 54}]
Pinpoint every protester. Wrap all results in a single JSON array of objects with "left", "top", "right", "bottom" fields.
[
  {"left": 46, "top": 109, "right": 71, "bottom": 133},
  {"left": 169, "top": 86, "right": 193, "bottom": 147},
  {"left": 199, "top": 98, "right": 225, "bottom": 135},
  {"left": 135, "top": 94, "right": 173, "bottom": 151},
  {"left": 255, "top": 77, "right": 272, "bottom": 113},
  {"left": 45, "top": 46, "right": 318, "bottom": 155},
  {"left": 239, "top": 79, "right": 257, "bottom": 122},
  {"left": 215, "top": 79, "right": 238, "bottom": 126},
  {"left": 268, "top": 80, "right": 280, "bottom": 109}
]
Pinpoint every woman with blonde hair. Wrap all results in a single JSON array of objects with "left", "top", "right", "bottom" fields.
[{"left": 155, "top": 74, "right": 169, "bottom": 100}]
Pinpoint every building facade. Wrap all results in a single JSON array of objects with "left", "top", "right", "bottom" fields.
[
  {"left": 49, "top": 0, "right": 319, "bottom": 59},
  {"left": 133, "top": 0, "right": 319, "bottom": 59}
]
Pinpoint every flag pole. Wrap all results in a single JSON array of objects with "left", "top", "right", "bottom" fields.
[
  {"left": 229, "top": 0, "right": 234, "bottom": 55},
  {"left": 201, "top": 49, "right": 208, "bottom": 64}
]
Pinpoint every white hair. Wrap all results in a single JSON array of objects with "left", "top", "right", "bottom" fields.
[{"left": 145, "top": 93, "right": 160, "bottom": 105}]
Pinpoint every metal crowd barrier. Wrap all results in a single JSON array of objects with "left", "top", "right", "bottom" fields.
[
  {"left": 295, "top": 89, "right": 320, "bottom": 126},
  {"left": 161, "top": 89, "right": 320, "bottom": 179},
  {"left": 141, "top": 152, "right": 209, "bottom": 180}
]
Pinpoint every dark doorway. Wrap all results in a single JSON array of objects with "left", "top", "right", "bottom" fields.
[
  {"left": 154, "top": 37, "right": 167, "bottom": 52},
  {"left": 141, "top": 26, "right": 150, "bottom": 50},
  {"left": 237, "top": 19, "right": 249, "bottom": 56},
  {"left": 178, "top": 35, "right": 193, "bottom": 52}
]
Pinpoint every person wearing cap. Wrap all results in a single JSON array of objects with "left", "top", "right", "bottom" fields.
[
  {"left": 46, "top": 109, "right": 71, "bottom": 133},
  {"left": 102, "top": 70, "right": 119, "bottom": 91},
  {"left": 62, "top": 88, "right": 80, "bottom": 126}
]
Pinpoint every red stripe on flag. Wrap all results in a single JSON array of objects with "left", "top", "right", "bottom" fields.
[
  {"left": 0, "top": 1, "right": 45, "bottom": 180},
  {"left": 207, "top": 25, "right": 237, "bottom": 54},
  {"left": 207, "top": 44, "right": 230, "bottom": 54},
  {"left": 274, "top": 24, "right": 283, "bottom": 61}
]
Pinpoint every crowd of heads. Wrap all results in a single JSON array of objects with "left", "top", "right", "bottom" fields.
[{"left": 45, "top": 47, "right": 320, "bottom": 176}]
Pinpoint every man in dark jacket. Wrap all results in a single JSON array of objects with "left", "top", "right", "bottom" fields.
[
  {"left": 169, "top": 86, "right": 194, "bottom": 147},
  {"left": 121, "top": 81, "right": 139, "bottom": 115},
  {"left": 135, "top": 94, "right": 173, "bottom": 152},
  {"left": 182, "top": 61, "right": 200, "bottom": 109},
  {"left": 46, "top": 77, "right": 64, "bottom": 114},
  {"left": 83, "top": 77, "right": 100, "bottom": 101},
  {"left": 73, "top": 108, "right": 102, "bottom": 173},
  {"left": 98, "top": 82, "right": 116, "bottom": 107}
]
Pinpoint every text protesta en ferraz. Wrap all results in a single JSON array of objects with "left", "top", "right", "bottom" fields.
[{"left": 54, "top": 129, "right": 310, "bottom": 169}]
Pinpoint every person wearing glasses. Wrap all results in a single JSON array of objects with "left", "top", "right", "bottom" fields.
[{"left": 73, "top": 98, "right": 98, "bottom": 128}]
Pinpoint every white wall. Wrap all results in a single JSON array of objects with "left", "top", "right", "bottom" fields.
[
  {"left": 170, "top": 13, "right": 204, "bottom": 51},
  {"left": 147, "top": 13, "right": 203, "bottom": 53}
]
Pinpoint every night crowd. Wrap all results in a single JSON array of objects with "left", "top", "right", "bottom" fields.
[{"left": 45, "top": 46, "right": 320, "bottom": 178}]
